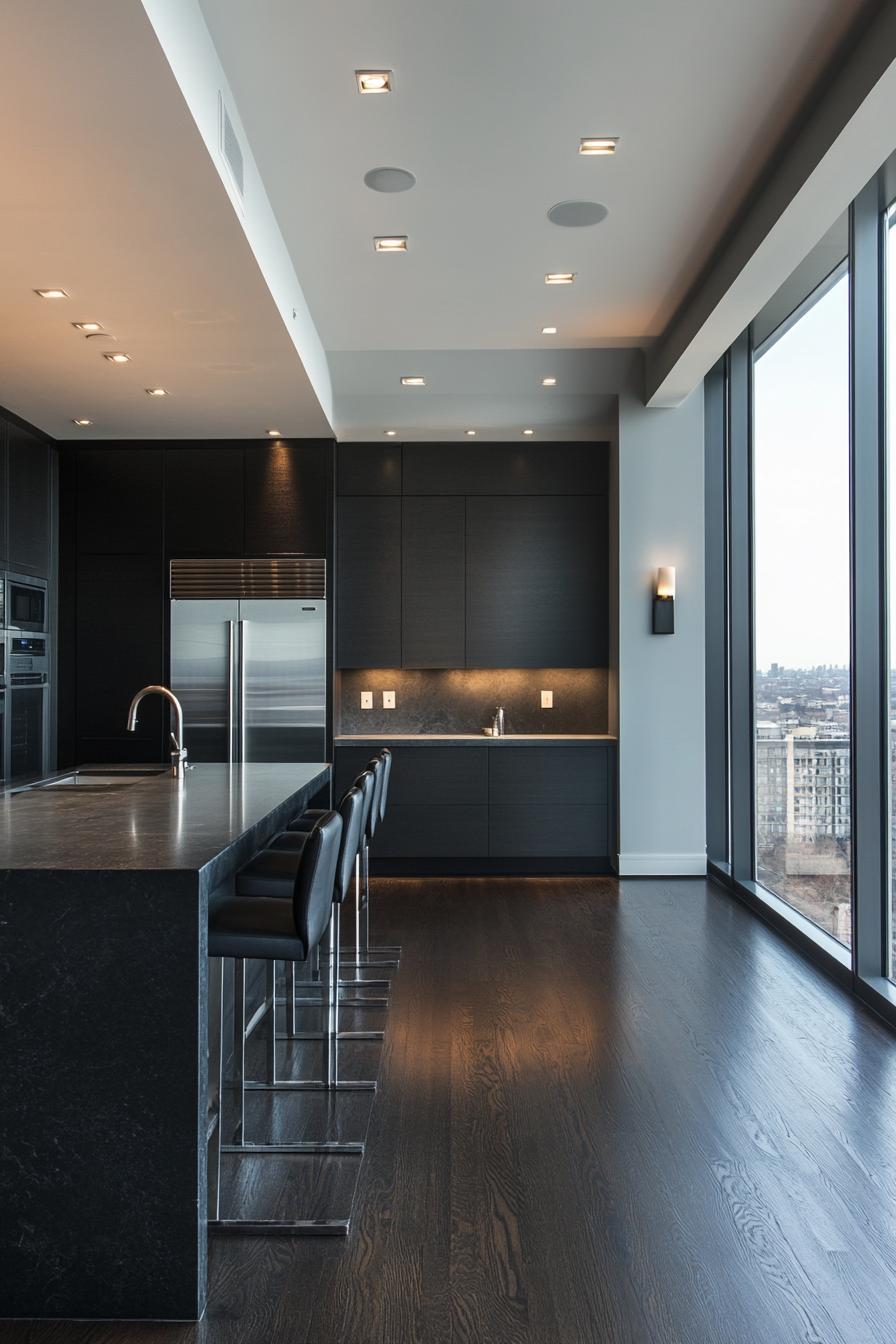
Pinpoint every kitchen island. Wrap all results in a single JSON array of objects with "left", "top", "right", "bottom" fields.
[{"left": 0, "top": 761, "right": 330, "bottom": 1322}]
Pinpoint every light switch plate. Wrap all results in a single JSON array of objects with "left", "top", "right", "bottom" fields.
[
  {"left": 541, "top": 690, "right": 553, "bottom": 708},
  {"left": 383, "top": 690, "right": 396, "bottom": 709},
  {"left": 361, "top": 691, "right": 373, "bottom": 710}
]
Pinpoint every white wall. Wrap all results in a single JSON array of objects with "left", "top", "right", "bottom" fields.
[{"left": 615, "top": 361, "right": 706, "bottom": 875}]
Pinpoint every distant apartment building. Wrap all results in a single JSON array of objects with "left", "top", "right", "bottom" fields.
[{"left": 755, "top": 730, "right": 850, "bottom": 847}]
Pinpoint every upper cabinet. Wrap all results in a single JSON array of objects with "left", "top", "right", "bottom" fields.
[
  {"left": 8, "top": 423, "right": 52, "bottom": 576},
  {"left": 338, "top": 442, "right": 402, "bottom": 495},
  {"left": 336, "top": 442, "right": 610, "bottom": 670},
  {"left": 244, "top": 441, "right": 329, "bottom": 556},
  {"left": 75, "top": 447, "right": 163, "bottom": 556},
  {"left": 465, "top": 495, "right": 608, "bottom": 667},
  {"left": 337, "top": 495, "right": 401, "bottom": 667},
  {"left": 165, "top": 445, "right": 245, "bottom": 556}
]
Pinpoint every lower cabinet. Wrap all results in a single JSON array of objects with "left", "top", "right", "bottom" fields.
[{"left": 334, "top": 742, "right": 615, "bottom": 870}]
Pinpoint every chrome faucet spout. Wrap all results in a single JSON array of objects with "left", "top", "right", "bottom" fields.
[{"left": 126, "top": 685, "right": 188, "bottom": 778}]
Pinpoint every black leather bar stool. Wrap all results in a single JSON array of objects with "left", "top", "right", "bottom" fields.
[
  {"left": 207, "top": 811, "right": 356, "bottom": 1235},
  {"left": 268, "top": 774, "right": 385, "bottom": 1067},
  {"left": 348, "top": 748, "right": 400, "bottom": 968}
]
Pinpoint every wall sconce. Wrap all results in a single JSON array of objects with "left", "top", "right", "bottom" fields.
[{"left": 653, "top": 566, "right": 675, "bottom": 634}]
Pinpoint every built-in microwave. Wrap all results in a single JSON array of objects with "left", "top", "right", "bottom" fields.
[{"left": 7, "top": 573, "right": 47, "bottom": 633}]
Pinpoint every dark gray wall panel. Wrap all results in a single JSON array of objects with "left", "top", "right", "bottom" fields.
[{"left": 337, "top": 443, "right": 402, "bottom": 495}]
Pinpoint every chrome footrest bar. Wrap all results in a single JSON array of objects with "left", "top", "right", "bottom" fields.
[
  {"left": 210, "top": 1218, "right": 350, "bottom": 1237},
  {"left": 222, "top": 1140, "right": 364, "bottom": 1156}
]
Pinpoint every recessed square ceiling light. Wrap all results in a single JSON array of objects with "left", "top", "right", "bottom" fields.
[
  {"left": 385, "top": 429, "right": 397, "bottom": 436},
  {"left": 267, "top": 428, "right": 282, "bottom": 437},
  {"left": 356, "top": 70, "right": 392, "bottom": 93},
  {"left": 104, "top": 352, "right": 130, "bottom": 363},
  {"left": 465, "top": 430, "right": 476, "bottom": 437},
  {"left": 542, "top": 326, "right": 557, "bottom": 335},
  {"left": 374, "top": 236, "right": 408, "bottom": 252},
  {"left": 72, "top": 418, "right": 92, "bottom": 426},
  {"left": 545, "top": 273, "right": 575, "bottom": 285},
  {"left": 145, "top": 388, "right": 168, "bottom": 397},
  {"left": 579, "top": 137, "right": 618, "bottom": 156},
  {"left": 523, "top": 428, "right": 535, "bottom": 436},
  {"left": 73, "top": 321, "right": 102, "bottom": 332},
  {"left": 34, "top": 288, "right": 68, "bottom": 299},
  {"left": 400, "top": 376, "right": 425, "bottom": 386},
  {"left": 542, "top": 377, "right": 557, "bottom": 386}
]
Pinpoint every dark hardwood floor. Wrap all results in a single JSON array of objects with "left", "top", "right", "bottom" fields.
[{"left": 4, "top": 876, "right": 896, "bottom": 1343}]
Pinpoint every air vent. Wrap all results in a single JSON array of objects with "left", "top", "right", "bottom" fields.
[
  {"left": 170, "top": 558, "right": 326, "bottom": 600},
  {"left": 219, "top": 94, "right": 245, "bottom": 198}
]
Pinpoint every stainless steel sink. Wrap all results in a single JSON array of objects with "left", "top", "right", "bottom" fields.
[{"left": 19, "top": 769, "right": 167, "bottom": 793}]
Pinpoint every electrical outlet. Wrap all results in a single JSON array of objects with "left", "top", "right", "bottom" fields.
[
  {"left": 383, "top": 690, "right": 396, "bottom": 709},
  {"left": 541, "top": 690, "right": 553, "bottom": 708},
  {"left": 360, "top": 691, "right": 373, "bottom": 710}
]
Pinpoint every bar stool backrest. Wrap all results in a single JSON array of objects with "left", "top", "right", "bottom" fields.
[
  {"left": 352, "top": 769, "right": 376, "bottom": 853},
  {"left": 334, "top": 786, "right": 364, "bottom": 905},
  {"left": 379, "top": 747, "right": 392, "bottom": 822},
  {"left": 366, "top": 756, "right": 384, "bottom": 841},
  {"left": 293, "top": 811, "right": 343, "bottom": 955}
]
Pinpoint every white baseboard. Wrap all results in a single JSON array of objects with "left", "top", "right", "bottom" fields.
[{"left": 616, "top": 852, "right": 707, "bottom": 877}]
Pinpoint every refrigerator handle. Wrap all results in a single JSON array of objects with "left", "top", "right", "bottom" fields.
[
  {"left": 238, "top": 619, "right": 247, "bottom": 764},
  {"left": 227, "top": 620, "right": 235, "bottom": 765}
]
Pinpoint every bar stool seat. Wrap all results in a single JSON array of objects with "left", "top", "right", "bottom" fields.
[
  {"left": 236, "top": 846, "right": 306, "bottom": 896},
  {"left": 209, "top": 896, "right": 305, "bottom": 961}
]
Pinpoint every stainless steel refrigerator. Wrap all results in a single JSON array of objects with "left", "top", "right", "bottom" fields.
[{"left": 169, "top": 558, "right": 326, "bottom": 764}]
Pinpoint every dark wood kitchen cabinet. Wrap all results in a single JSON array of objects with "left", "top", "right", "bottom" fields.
[
  {"left": 75, "top": 448, "right": 164, "bottom": 555},
  {"left": 244, "top": 441, "right": 328, "bottom": 556},
  {"left": 337, "top": 442, "right": 402, "bottom": 495},
  {"left": 165, "top": 445, "right": 244, "bottom": 556},
  {"left": 488, "top": 745, "right": 611, "bottom": 858},
  {"left": 401, "top": 496, "right": 465, "bottom": 668},
  {"left": 8, "top": 423, "right": 52, "bottom": 576},
  {"left": 336, "top": 496, "right": 401, "bottom": 667},
  {"left": 465, "top": 495, "right": 608, "bottom": 668}
]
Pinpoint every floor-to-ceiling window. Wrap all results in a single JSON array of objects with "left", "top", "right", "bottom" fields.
[
  {"left": 752, "top": 264, "right": 852, "bottom": 945},
  {"left": 887, "top": 201, "right": 896, "bottom": 977}
]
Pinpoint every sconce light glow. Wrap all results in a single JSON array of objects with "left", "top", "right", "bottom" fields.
[{"left": 656, "top": 566, "right": 676, "bottom": 599}]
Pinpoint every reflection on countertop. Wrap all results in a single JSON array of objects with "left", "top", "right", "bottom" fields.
[{"left": 335, "top": 733, "right": 617, "bottom": 746}]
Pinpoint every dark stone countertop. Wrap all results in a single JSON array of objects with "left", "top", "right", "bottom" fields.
[
  {"left": 335, "top": 733, "right": 616, "bottom": 747},
  {"left": 0, "top": 761, "right": 330, "bottom": 875}
]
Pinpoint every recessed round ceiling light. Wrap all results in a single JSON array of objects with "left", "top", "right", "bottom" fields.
[
  {"left": 267, "top": 429, "right": 282, "bottom": 437},
  {"left": 523, "top": 429, "right": 535, "bottom": 436},
  {"left": 356, "top": 70, "right": 392, "bottom": 93},
  {"left": 72, "top": 418, "right": 92, "bottom": 427},
  {"left": 385, "top": 429, "right": 397, "bottom": 436},
  {"left": 547, "top": 200, "right": 609, "bottom": 228},
  {"left": 400, "top": 376, "right": 426, "bottom": 386},
  {"left": 542, "top": 326, "right": 557, "bottom": 335},
  {"left": 34, "top": 288, "right": 68, "bottom": 299},
  {"left": 104, "top": 351, "right": 130, "bottom": 363},
  {"left": 146, "top": 388, "right": 168, "bottom": 397},
  {"left": 364, "top": 166, "right": 416, "bottom": 194},
  {"left": 545, "top": 273, "right": 575, "bottom": 285},
  {"left": 542, "top": 377, "right": 557, "bottom": 387},
  {"left": 465, "top": 430, "right": 476, "bottom": 437},
  {"left": 73, "top": 321, "right": 102, "bottom": 332}
]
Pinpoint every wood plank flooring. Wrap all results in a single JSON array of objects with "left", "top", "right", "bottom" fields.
[{"left": 4, "top": 875, "right": 896, "bottom": 1343}]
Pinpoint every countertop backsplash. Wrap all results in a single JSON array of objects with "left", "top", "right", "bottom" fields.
[{"left": 337, "top": 668, "right": 609, "bottom": 736}]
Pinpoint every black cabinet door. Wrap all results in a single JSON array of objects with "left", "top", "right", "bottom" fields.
[
  {"left": 337, "top": 443, "right": 402, "bottom": 495},
  {"left": 466, "top": 495, "right": 608, "bottom": 667},
  {"left": 0, "top": 422, "right": 8, "bottom": 566},
  {"left": 244, "top": 442, "right": 329, "bottom": 556},
  {"left": 75, "top": 448, "right": 164, "bottom": 555},
  {"left": 402, "top": 496, "right": 465, "bottom": 668},
  {"left": 75, "top": 552, "right": 165, "bottom": 763},
  {"left": 336, "top": 496, "right": 401, "bottom": 667},
  {"left": 374, "top": 805, "right": 489, "bottom": 858},
  {"left": 165, "top": 446, "right": 244, "bottom": 556},
  {"left": 403, "top": 442, "right": 609, "bottom": 495},
  {"left": 8, "top": 425, "right": 51, "bottom": 576}
]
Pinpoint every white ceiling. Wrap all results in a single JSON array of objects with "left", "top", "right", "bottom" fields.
[
  {"left": 0, "top": 1, "right": 331, "bottom": 441},
  {"left": 0, "top": 0, "right": 874, "bottom": 443},
  {"left": 201, "top": 0, "right": 865, "bottom": 355}
]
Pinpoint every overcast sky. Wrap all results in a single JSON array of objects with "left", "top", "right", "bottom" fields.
[{"left": 753, "top": 269, "right": 850, "bottom": 672}]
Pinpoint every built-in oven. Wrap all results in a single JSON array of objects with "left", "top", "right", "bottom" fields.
[
  {"left": 9, "top": 633, "right": 48, "bottom": 780},
  {"left": 7, "top": 573, "right": 48, "bottom": 633}
]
